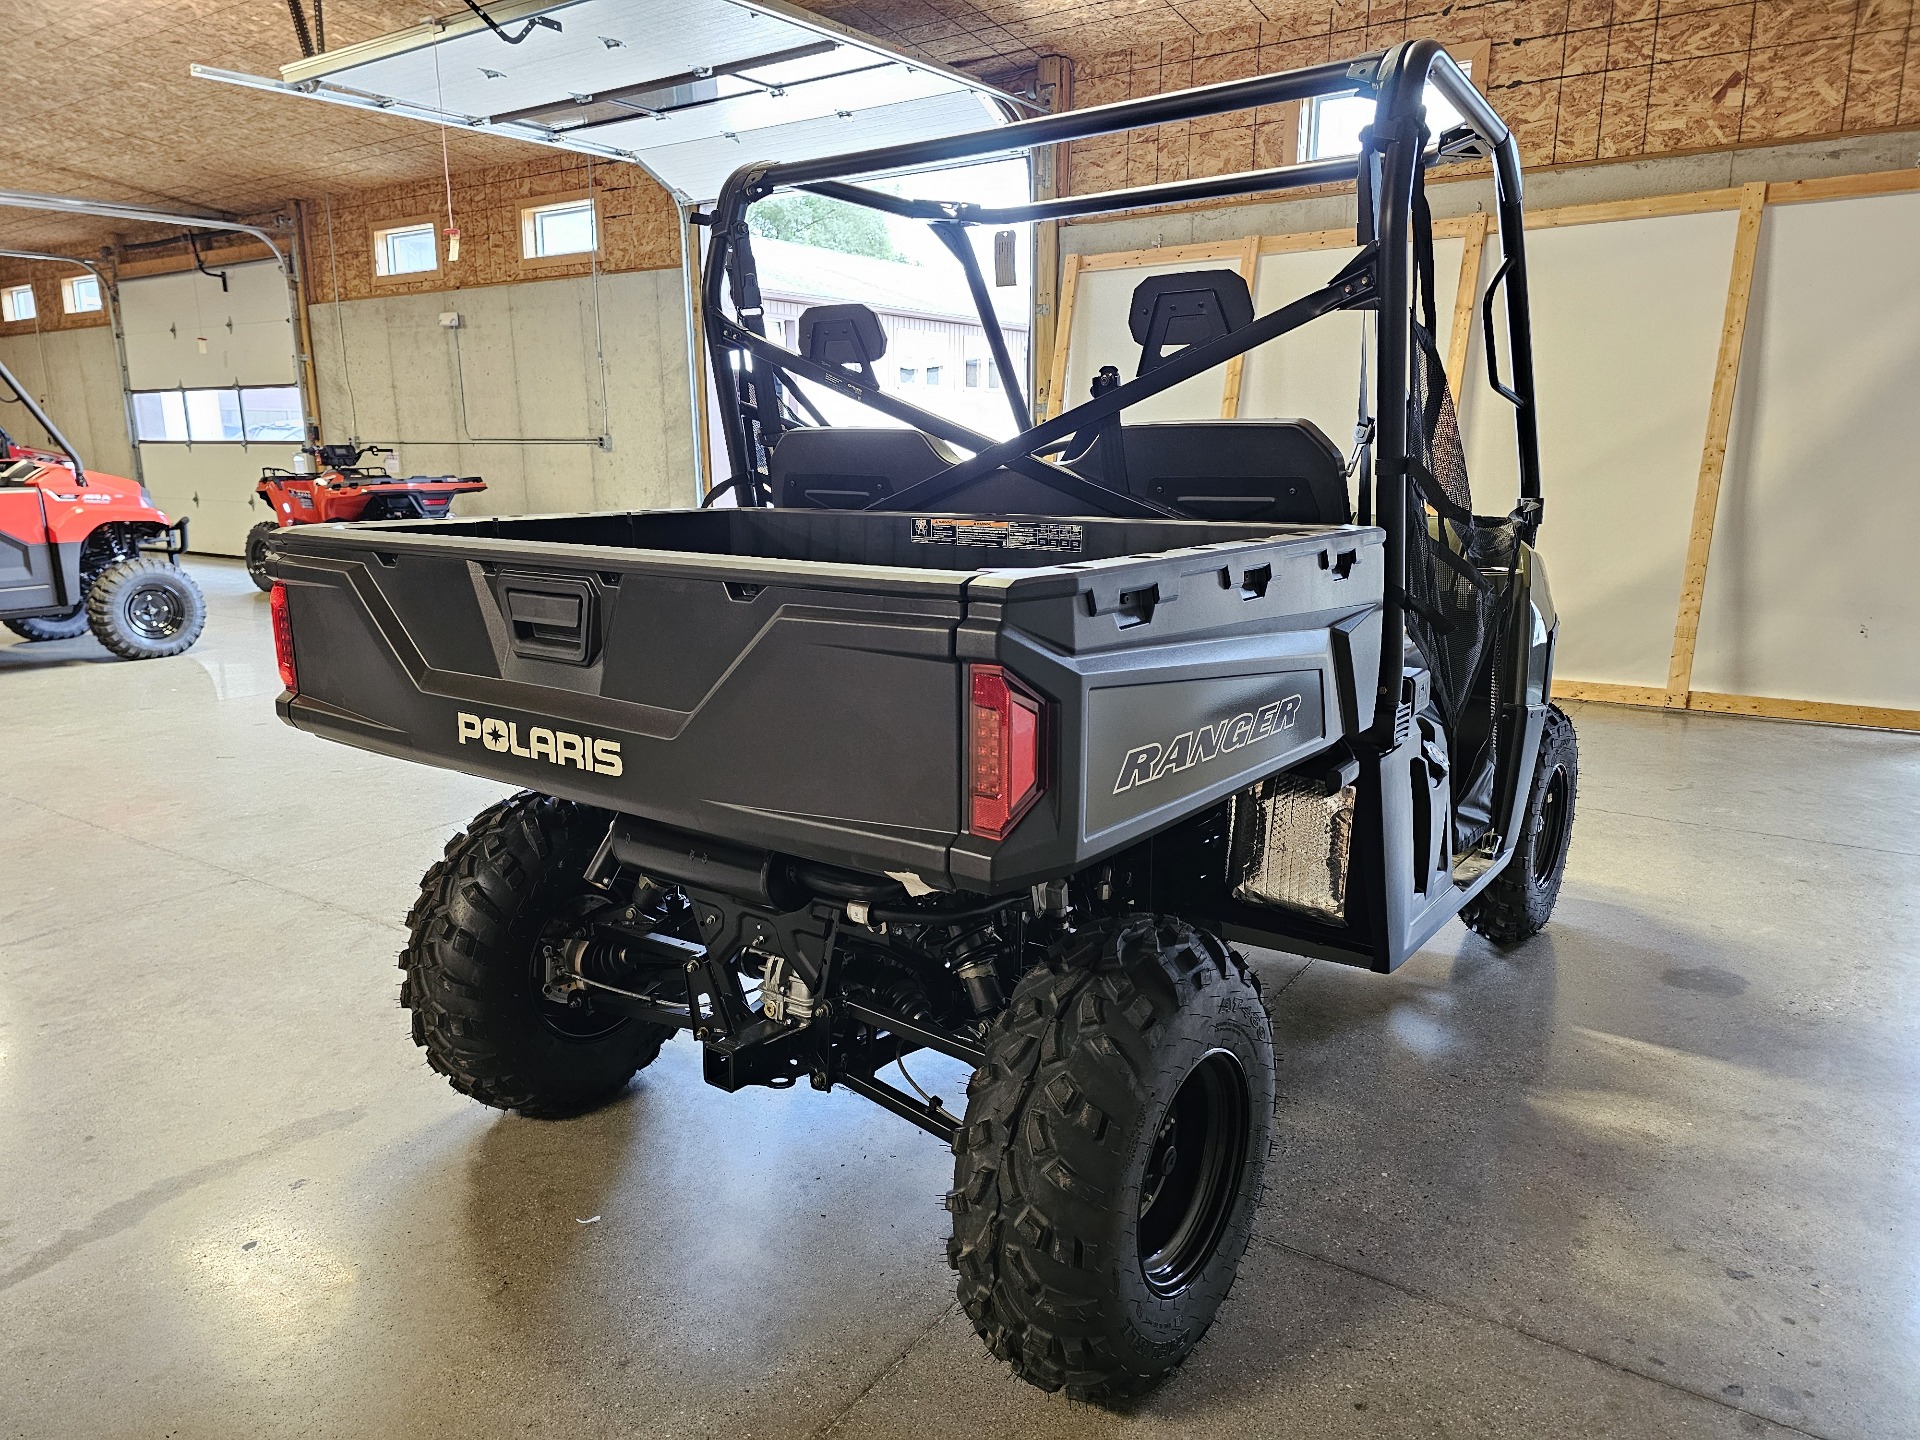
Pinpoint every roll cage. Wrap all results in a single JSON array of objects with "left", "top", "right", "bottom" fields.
[{"left": 700, "top": 38, "right": 1542, "bottom": 746}]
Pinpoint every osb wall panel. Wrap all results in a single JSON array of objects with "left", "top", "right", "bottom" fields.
[
  {"left": 797, "top": 1, "right": 1917, "bottom": 187},
  {"left": 300, "top": 156, "right": 683, "bottom": 305},
  {"left": 1054, "top": 2, "right": 1920, "bottom": 194},
  {"left": 0, "top": 263, "right": 110, "bottom": 336}
]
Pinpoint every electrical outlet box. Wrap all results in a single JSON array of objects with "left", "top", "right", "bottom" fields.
[{"left": 439, "top": 311, "right": 462, "bottom": 328}]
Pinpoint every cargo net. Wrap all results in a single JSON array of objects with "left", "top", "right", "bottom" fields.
[{"left": 1403, "top": 319, "right": 1520, "bottom": 735}]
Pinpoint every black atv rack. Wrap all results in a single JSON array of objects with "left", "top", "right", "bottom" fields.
[{"left": 702, "top": 37, "right": 1543, "bottom": 765}]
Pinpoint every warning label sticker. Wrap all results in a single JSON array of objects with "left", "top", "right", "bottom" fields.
[{"left": 910, "top": 517, "right": 1084, "bottom": 554}]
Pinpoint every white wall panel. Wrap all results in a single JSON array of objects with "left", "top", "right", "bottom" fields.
[
  {"left": 1060, "top": 262, "right": 1231, "bottom": 421},
  {"left": 1693, "top": 192, "right": 1920, "bottom": 708},
  {"left": 1458, "top": 210, "right": 1738, "bottom": 688},
  {"left": 0, "top": 326, "right": 136, "bottom": 479},
  {"left": 1056, "top": 242, "right": 1460, "bottom": 431},
  {"left": 307, "top": 267, "right": 697, "bottom": 517},
  {"left": 1239, "top": 237, "right": 1462, "bottom": 443}
]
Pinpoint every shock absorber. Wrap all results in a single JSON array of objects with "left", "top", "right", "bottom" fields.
[
  {"left": 568, "top": 933, "right": 645, "bottom": 986},
  {"left": 945, "top": 922, "right": 1006, "bottom": 1014}
]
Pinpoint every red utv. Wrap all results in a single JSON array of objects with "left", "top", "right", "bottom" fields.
[
  {"left": 0, "top": 358, "right": 205, "bottom": 659},
  {"left": 246, "top": 444, "right": 484, "bottom": 590}
]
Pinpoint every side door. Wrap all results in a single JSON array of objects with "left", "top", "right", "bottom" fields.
[{"left": 0, "top": 472, "right": 58, "bottom": 611}]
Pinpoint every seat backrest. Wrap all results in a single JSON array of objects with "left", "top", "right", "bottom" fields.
[
  {"left": 768, "top": 427, "right": 959, "bottom": 509},
  {"left": 799, "top": 303, "right": 888, "bottom": 382},
  {"left": 1086, "top": 420, "right": 1352, "bottom": 525},
  {"left": 1129, "top": 271, "right": 1254, "bottom": 378}
]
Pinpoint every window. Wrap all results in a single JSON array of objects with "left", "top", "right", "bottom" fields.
[
  {"left": 521, "top": 197, "right": 597, "bottom": 260},
  {"left": 240, "top": 386, "right": 303, "bottom": 441},
  {"left": 897, "top": 366, "right": 917, "bottom": 385},
  {"left": 185, "top": 389, "right": 245, "bottom": 442},
  {"left": 965, "top": 358, "right": 982, "bottom": 388},
  {"left": 61, "top": 275, "right": 101, "bottom": 314},
  {"left": 132, "top": 391, "right": 189, "bottom": 442},
  {"left": 1300, "top": 50, "right": 1482, "bottom": 162},
  {"left": 986, "top": 360, "right": 1001, "bottom": 391},
  {"left": 1, "top": 284, "right": 35, "bottom": 323},
  {"left": 132, "top": 386, "right": 304, "bottom": 444},
  {"left": 373, "top": 221, "right": 438, "bottom": 278},
  {"left": 924, "top": 365, "right": 942, "bottom": 387}
]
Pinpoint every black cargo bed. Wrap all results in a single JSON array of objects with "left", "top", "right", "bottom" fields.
[{"left": 272, "top": 508, "right": 1385, "bottom": 890}]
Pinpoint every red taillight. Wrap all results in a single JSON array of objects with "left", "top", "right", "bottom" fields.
[
  {"left": 968, "top": 664, "right": 1045, "bottom": 840},
  {"left": 269, "top": 582, "right": 297, "bottom": 692}
]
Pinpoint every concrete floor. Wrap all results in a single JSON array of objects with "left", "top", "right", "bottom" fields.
[{"left": 2, "top": 558, "right": 1916, "bottom": 1440}]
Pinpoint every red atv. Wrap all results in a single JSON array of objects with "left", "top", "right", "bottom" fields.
[
  {"left": 247, "top": 444, "right": 484, "bottom": 590},
  {"left": 0, "top": 359, "right": 205, "bottom": 660}
]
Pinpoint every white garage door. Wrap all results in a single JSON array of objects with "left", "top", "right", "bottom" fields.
[
  {"left": 207, "top": 0, "right": 1019, "bottom": 206},
  {"left": 122, "top": 259, "right": 300, "bottom": 554}
]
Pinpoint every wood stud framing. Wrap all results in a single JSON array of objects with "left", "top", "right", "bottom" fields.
[
  {"left": 1446, "top": 213, "right": 1489, "bottom": 398},
  {"left": 1665, "top": 181, "right": 1768, "bottom": 708},
  {"left": 1029, "top": 55, "right": 1072, "bottom": 426},
  {"left": 1219, "top": 233, "right": 1262, "bottom": 418},
  {"left": 1044, "top": 252, "right": 1083, "bottom": 422},
  {"left": 1053, "top": 168, "right": 1920, "bottom": 733}
]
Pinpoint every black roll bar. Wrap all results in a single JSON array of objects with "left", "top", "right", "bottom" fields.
[
  {"left": 928, "top": 220, "right": 1033, "bottom": 433},
  {"left": 771, "top": 58, "right": 1366, "bottom": 185},
  {"left": 701, "top": 40, "right": 1544, "bottom": 749},
  {"left": 801, "top": 156, "right": 1362, "bottom": 227},
  {"left": 1363, "top": 39, "right": 1541, "bottom": 741}
]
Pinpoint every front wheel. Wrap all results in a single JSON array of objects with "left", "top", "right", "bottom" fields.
[
  {"left": 86, "top": 557, "right": 206, "bottom": 659},
  {"left": 949, "top": 916, "right": 1274, "bottom": 1402},
  {"left": 400, "top": 791, "right": 674, "bottom": 1118},
  {"left": 4, "top": 607, "right": 89, "bottom": 642},
  {"left": 1462, "top": 703, "right": 1579, "bottom": 945},
  {"left": 244, "top": 521, "right": 277, "bottom": 592}
]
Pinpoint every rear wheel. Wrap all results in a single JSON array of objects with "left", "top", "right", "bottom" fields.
[
  {"left": 1462, "top": 703, "right": 1579, "bottom": 945},
  {"left": 244, "top": 521, "right": 277, "bottom": 592},
  {"left": 949, "top": 916, "right": 1273, "bottom": 1402},
  {"left": 401, "top": 791, "right": 674, "bottom": 1118},
  {"left": 86, "top": 558, "right": 205, "bottom": 659},
  {"left": 4, "top": 607, "right": 89, "bottom": 642}
]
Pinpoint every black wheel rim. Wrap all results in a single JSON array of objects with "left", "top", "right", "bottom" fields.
[
  {"left": 1531, "top": 766, "right": 1571, "bottom": 885},
  {"left": 1138, "top": 1050, "right": 1251, "bottom": 1297},
  {"left": 125, "top": 585, "right": 185, "bottom": 640}
]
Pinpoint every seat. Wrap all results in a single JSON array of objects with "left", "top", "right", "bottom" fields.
[
  {"left": 771, "top": 307, "right": 968, "bottom": 509},
  {"left": 1129, "top": 270, "right": 1255, "bottom": 377},
  {"left": 768, "top": 427, "right": 960, "bottom": 509},
  {"left": 1078, "top": 419, "right": 1352, "bottom": 525},
  {"left": 798, "top": 303, "right": 888, "bottom": 387},
  {"left": 1060, "top": 270, "right": 1354, "bottom": 525}
]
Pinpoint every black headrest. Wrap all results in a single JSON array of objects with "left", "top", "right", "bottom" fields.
[
  {"left": 799, "top": 303, "right": 888, "bottom": 370},
  {"left": 1129, "top": 270, "right": 1254, "bottom": 376}
]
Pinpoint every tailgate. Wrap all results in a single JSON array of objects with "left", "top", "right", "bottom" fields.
[{"left": 271, "top": 527, "right": 969, "bottom": 881}]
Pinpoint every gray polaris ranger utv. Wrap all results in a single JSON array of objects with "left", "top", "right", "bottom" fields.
[{"left": 264, "top": 39, "right": 1576, "bottom": 1401}]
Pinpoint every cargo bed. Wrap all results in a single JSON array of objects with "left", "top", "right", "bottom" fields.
[{"left": 271, "top": 508, "right": 1384, "bottom": 891}]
